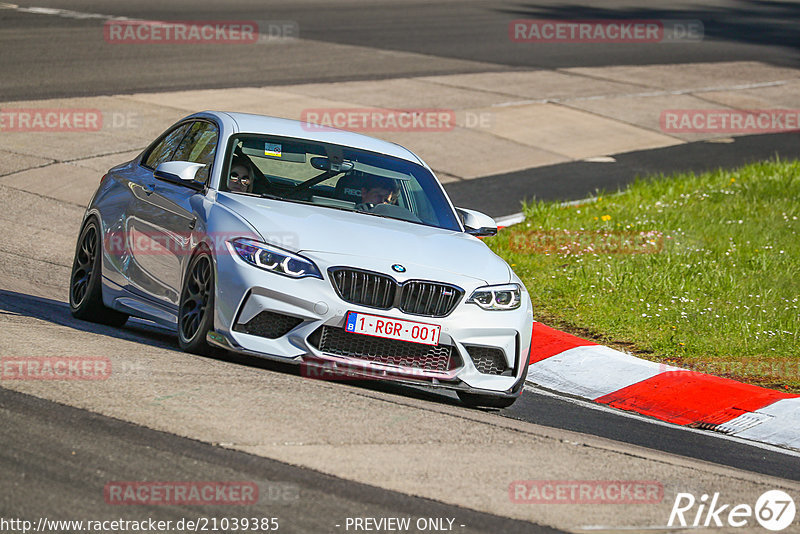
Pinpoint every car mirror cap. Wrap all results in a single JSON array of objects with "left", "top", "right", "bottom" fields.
[
  {"left": 154, "top": 161, "right": 206, "bottom": 189},
  {"left": 456, "top": 207, "right": 498, "bottom": 237}
]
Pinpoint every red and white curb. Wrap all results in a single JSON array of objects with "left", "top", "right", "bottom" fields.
[{"left": 524, "top": 322, "right": 800, "bottom": 451}]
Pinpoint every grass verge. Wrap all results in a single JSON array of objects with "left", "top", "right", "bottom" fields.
[{"left": 486, "top": 159, "right": 800, "bottom": 393}]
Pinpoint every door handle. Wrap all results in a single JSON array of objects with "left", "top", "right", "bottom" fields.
[{"left": 143, "top": 183, "right": 155, "bottom": 195}]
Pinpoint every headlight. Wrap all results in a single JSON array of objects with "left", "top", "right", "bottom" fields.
[
  {"left": 229, "top": 238, "right": 322, "bottom": 279},
  {"left": 467, "top": 283, "right": 522, "bottom": 310}
]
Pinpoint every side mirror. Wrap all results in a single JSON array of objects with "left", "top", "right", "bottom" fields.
[
  {"left": 154, "top": 161, "right": 206, "bottom": 190},
  {"left": 456, "top": 207, "right": 498, "bottom": 237}
]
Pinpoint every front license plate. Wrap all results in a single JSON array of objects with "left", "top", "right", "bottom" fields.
[{"left": 345, "top": 312, "right": 441, "bottom": 346}]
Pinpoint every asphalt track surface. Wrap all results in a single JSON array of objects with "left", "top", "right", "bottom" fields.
[
  {"left": 3, "top": 290, "right": 799, "bottom": 483},
  {"left": 2, "top": 0, "right": 800, "bottom": 530},
  {"left": 1, "top": 0, "right": 799, "bottom": 100},
  {"left": 0, "top": 386, "right": 559, "bottom": 534},
  {"left": 446, "top": 131, "right": 800, "bottom": 217}
]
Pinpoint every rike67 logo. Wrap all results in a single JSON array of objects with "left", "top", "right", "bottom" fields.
[{"left": 669, "top": 490, "right": 796, "bottom": 531}]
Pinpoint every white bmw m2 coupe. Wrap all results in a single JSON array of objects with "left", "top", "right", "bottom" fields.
[{"left": 70, "top": 111, "right": 533, "bottom": 407}]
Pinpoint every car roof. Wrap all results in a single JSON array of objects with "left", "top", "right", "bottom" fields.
[{"left": 200, "top": 111, "right": 426, "bottom": 166}]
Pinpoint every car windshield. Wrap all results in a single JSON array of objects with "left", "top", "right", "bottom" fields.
[{"left": 221, "top": 134, "right": 461, "bottom": 232}]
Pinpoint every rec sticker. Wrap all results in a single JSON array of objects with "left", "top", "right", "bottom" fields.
[{"left": 265, "top": 142, "right": 282, "bottom": 157}]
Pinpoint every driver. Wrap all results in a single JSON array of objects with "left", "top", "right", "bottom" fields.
[{"left": 360, "top": 175, "right": 399, "bottom": 206}]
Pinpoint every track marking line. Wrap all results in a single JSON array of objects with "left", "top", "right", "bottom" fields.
[{"left": 7, "top": 4, "right": 129, "bottom": 20}]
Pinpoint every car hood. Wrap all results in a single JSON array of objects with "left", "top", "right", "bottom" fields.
[{"left": 218, "top": 194, "right": 510, "bottom": 285}]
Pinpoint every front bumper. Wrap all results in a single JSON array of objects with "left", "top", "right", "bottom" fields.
[{"left": 211, "top": 248, "right": 533, "bottom": 397}]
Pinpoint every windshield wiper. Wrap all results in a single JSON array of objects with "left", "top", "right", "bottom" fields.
[
  {"left": 259, "top": 192, "right": 286, "bottom": 201},
  {"left": 353, "top": 207, "right": 395, "bottom": 220},
  {"left": 259, "top": 192, "right": 314, "bottom": 207}
]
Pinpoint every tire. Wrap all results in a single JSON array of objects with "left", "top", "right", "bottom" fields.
[
  {"left": 457, "top": 391, "right": 519, "bottom": 409},
  {"left": 178, "top": 250, "right": 217, "bottom": 355},
  {"left": 69, "top": 218, "right": 129, "bottom": 327}
]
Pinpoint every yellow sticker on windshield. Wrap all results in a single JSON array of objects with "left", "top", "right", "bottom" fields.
[{"left": 265, "top": 143, "right": 282, "bottom": 157}]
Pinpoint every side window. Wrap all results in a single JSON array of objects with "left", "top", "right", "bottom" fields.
[
  {"left": 143, "top": 123, "right": 191, "bottom": 169},
  {"left": 171, "top": 121, "right": 219, "bottom": 183}
]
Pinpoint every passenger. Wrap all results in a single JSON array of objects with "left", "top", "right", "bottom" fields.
[{"left": 228, "top": 163, "right": 253, "bottom": 193}]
